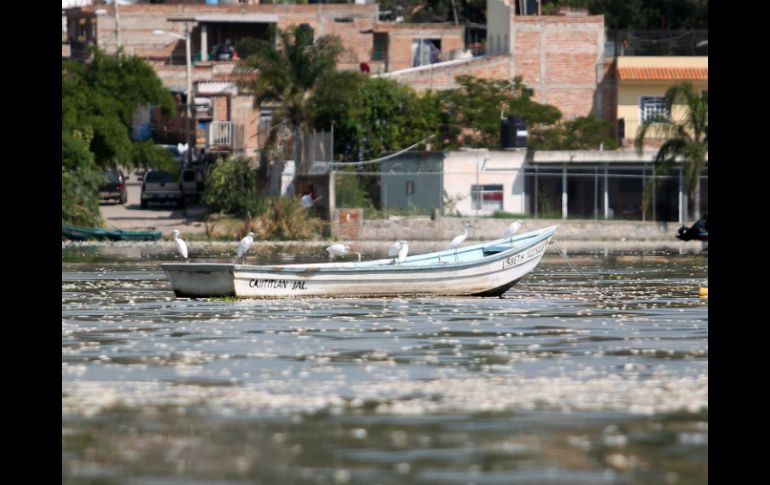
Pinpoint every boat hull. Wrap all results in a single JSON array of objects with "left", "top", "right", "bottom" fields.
[
  {"left": 62, "top": 224, "right": 162, "bottom": 241},
  {"left": 163, "top": 226, "right": 556, "bottom": 298}
]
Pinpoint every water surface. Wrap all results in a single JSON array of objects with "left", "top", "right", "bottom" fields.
[{"left": 62, "top": 244, "right": 707, "bottom": 484}]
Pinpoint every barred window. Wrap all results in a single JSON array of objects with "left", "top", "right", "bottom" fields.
[
  {"left": 471, "top": 184, "right": 503, "bottom": 211},
  {"left": 258, "top": 108, "right": 273, "bottom": 132},
  {"left": 640, "top": 96, "right": 670, "bottom": 122}
]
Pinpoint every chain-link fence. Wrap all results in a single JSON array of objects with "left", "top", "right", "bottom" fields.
[{"left": 332, "top": 165, "right": 708, "bottom": 223}]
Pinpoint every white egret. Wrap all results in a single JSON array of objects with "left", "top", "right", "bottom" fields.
[
  {"left": 503, "top": 219, "right": 525, "bottom": 242},
  {"left": 447, "top": 223, "right": 471, "bottom": 263},
  {"left": 388, "top": 240, "right": 409, "bottom": 264},
  {"left": 326, "top": 243, "right": 361, "bottom": 261},
  {"left": 172, "top": 229, "right": 188, "bottom": 260},
  {"left": 236, "top": 232, "right": 255, "bottom": 262}
]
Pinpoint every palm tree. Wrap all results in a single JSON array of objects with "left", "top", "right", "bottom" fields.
[
  {"left": 237, "top": 26, "right": 343, "bottom": 184},
  {"left": 635, "top": 82, "right": 708, "bottom": 221}
]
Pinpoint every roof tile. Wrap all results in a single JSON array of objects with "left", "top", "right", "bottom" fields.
[{"left": 618, "top": 67, "right": 708, "bottom": 81}]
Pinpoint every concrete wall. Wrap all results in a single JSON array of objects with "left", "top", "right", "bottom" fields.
[
  {"left": 349, "top": 217, "right": 682, "bottom": 242},
  {"left": 486, "top": 0, "right": 512, "bottom": 55},
  {"left": 380, "top": 153, "right": 443, "bottom": 213},
  {"left": 443, "top": 150, "right": 527, "bottom": 217}
]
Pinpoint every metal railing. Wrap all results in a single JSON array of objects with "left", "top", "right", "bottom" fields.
[
  {"left": 207, "top": 121, "right": 234, "bottom": 148},
  {"left": 605, "top": 30, "right": 708, "bottom": 58}
]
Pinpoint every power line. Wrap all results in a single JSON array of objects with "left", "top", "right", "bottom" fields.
[{"left": 331, "top": 135, "right": 435, "bottom": 168}]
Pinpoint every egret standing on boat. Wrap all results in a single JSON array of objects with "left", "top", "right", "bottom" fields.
[
  {"left": 172, "top": 230, "right": 188, "bottom": 260},
  {"left": 236, "top": 232, "right": 255, "bottom": 263},
  {"left": 503, "top": 220, "right": 525, "bottom": 242},
  {"left": 326, "top": 243, "right": 361, "bottom": 261},
  {"left": 388, "top": 240, "right": 409, "bottom": 264},
  {"left": 447, "top": 223, "right": 471, "bottom": 262}
]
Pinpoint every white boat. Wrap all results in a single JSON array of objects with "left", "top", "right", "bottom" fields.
[{"left": 162, "top": 225, "right": 558, "bottom": 298}]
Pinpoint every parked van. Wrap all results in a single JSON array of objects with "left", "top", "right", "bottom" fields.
[{"left": 140, "top": 169, "right": 184, "bottom": 209}]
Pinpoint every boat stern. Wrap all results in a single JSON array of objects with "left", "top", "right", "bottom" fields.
[{"left": 162, "top": 263, "right": 236, "bottom": 297}]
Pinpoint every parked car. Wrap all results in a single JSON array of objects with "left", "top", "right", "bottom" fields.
[
  {"left": 140, "top": 169, "right": 184, "bottom": 209},
  {"left": 181, "top": 168, "right": 199, "bottom": 203},
  {"left": 99, "top": 169, "right": 127, "bottom": 204}
]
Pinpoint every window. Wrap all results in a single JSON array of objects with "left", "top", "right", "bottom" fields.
[
  {"left": 471, "top": 184, "right": 504, "bottom": 211},
  {"left": 258, "top": 108, "right": 273, "bottom": 132},
  {"left": 412, "top": 39, "right": 441, "bottom": 66},
  {"left": 373, "top": 33, "right": 388, "bottom": 61},
  {"left": 640, "top": 96, "right": 669, "bottom": 122}
]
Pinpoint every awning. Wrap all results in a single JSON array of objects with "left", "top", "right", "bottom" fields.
[
  {"left": 618, "top": 67, "right": 708, "bottom": 81},
  {"left": 168, "top": 13, "right": 279, "bottom": 24},
  {"left": 196, "top": 81, "right": 237, "bottom": 95}
]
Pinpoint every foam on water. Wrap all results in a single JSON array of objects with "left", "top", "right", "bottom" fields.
[{"left": 62, "top": 249, "right": 708, "bottom": 482}]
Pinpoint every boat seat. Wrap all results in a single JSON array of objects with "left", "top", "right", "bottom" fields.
[{"left": 482, "top": 245, "right": 511, "bottom": 256}]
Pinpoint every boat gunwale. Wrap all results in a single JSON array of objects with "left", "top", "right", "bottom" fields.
[{"left": 162, "top": 226, "right": 557, "bottom": 276}]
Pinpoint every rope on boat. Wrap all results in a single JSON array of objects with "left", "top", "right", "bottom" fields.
[{"left": 551, "top": 240, "right": 612, "bottom": 299}]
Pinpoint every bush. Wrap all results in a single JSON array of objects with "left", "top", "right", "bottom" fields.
[
  {"left": 335, "top": 169, "right": 374, "bottom": 209},
  {"left": 62, "top": 165, "right": 103, "bottom": 227},
  {"left": 62, "top": 131, "right": 103, "bottom": 227},
  {"left": 244, "top": 196, "right": 326, "bottom": 240},
  {"left": 203, "top": 157, "right": 260, "bottom": 216}
]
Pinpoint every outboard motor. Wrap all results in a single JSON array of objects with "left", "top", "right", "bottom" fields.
[{"left": 676, "top": 213, "right": 708, "bottom": 241}]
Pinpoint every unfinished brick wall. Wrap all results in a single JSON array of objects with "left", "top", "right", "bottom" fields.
[
  {"left": 84, "top": 3, "right": 379, "bottom": 72},
  {"left": 376, "top": 23, "right": 465, "bottom": 72},
  {"left": 213, "top": 96, "right": 229, "bottom": 122},
  {"left": 511, "top": 16, "right": 605, "bottom": 119},
  {"left": 383, "top": 13, "right": 608, "bottom": 121}
]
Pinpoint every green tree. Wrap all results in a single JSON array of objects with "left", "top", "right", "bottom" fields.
[
  {"left": 438, "top": 75, "right": 561, "bottom": 148},
  {"left": 310, "top": 72, "right": 437, "bottom": 161},
  {"left": 585, "top": 0, "right": 707, "bottom": 29},
  {"left": 237, "top": 26, "right": 344, "bottom": 178},
  {"left": 635, "top": 82, "right": 707, "bottom": 221},
  {"left": 62, "top": 48, "right": 175, "bottom": 168},
  {"left": 528, "top": 115, "right": 620, "bottom": 150},
  {"left": 62, "top": 47, "right": 177, "bottom": 226}
]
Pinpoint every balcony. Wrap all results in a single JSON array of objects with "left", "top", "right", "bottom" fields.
[{"left": 205, "top": 121, "right": 244, "bottom": 153}]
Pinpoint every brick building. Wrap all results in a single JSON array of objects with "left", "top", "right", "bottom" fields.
[
  {"left": 63, "top": 1, "right": 706, "bottom": 161},
  {"left": 382, "top": 0, "right": 606, "bottom": 121},
  {"left": 64, "top": 2, "right": 469, "bottom": 162}
]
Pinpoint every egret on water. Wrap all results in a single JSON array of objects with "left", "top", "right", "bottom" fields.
[
  {"left": 388, "top": 240, "right": 409, "bottom": 264},
  {"left": 326, "top": 244, "right": 361, "bottom": 261},
  {"left": 503, "top": 220, "right": 525, "bottom": 242},
  {"left": 447, "top": 223, "right": 471, "bottom": 263},
  {"left": 172, "top": 230, "right": 188, "bottom": 260},
  {"left": 236, "top": 232, "right": 255, "bottom": 262}
]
